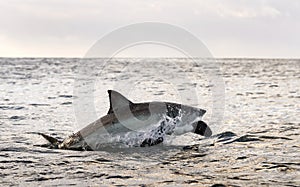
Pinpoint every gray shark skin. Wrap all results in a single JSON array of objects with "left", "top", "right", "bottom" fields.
[{"left": 40, "top": 90, "right": 212, "bottom": 151}]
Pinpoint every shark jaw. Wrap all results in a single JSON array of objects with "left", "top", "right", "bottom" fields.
[{"left": 40, "top": 90, "right": 212, "bottom": 150}]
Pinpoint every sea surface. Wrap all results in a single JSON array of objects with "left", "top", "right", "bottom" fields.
[{"left": 0, "top": 58, "right": 299, "bottom": 186}]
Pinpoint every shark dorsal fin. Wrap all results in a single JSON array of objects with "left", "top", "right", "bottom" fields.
[{"left": 107, "top": 90, "right": 133, "bottom": 114}]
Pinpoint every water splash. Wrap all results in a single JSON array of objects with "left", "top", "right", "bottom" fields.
[{"left": 93, "top": 111, "right": 202, "bottom": 148}]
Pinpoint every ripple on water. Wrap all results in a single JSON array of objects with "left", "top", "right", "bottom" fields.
[
  {"left": 9, "top": 116, "right": 26, "bottom": 121},
  {"left": 0, "top": 106, "right": 25, "bottom": 110}
]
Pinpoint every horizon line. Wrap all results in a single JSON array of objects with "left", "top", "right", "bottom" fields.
[{"left": 0, "top": 56, "right": 299, "bottom": 60}]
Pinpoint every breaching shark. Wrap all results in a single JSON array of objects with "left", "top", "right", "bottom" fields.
[{"left": 40, "top": 90, "right": 212, "bottom": 150}]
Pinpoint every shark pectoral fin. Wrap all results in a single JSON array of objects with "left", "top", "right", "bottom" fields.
[
  {"left": 107, "top": 90, "right": 134, "bottom": 114},
  {"left": 193, "top": 121, "right": 212, "bottom": 137},
  {"left": 38, "top": 133, "right": 61, "bottom": 147},
  {"left": 140, "top": 137, "right": 164, "bottom": 147}
]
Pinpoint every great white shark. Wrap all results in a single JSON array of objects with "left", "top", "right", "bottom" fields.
[{"left": 40, "top": 90, "right": 212, "bottom": 150}]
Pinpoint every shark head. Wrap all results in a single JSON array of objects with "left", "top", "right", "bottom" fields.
[{"left": 179, "top": 104, "right": 212, "bottom": 137}]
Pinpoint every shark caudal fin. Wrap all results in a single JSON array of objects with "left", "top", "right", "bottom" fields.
[{"left": 37, "top": 133, "right": 62, "bottom": 147}]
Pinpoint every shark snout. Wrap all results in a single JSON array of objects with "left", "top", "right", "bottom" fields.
[{"left": 193, "top": 121, "right": 212, "bottom": 137}]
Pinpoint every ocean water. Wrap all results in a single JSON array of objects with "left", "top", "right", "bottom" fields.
[{"left": 0, "top": 58, "right": 299, "bottom": 186}]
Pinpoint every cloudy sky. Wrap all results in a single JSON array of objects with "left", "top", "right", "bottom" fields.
[{"left": 0, "top": 0, "right": 299, "bottom": 58}]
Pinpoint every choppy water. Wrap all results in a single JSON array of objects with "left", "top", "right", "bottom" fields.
[{"left": 0, "top": 58, "right": 299, "bottom": 186}]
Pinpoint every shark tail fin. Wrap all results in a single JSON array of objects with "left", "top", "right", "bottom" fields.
[{"left": 37, "top": 133, "right": 62, "bottom": 147}]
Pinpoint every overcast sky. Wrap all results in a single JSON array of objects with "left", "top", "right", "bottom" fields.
[{"left": 0, "top": 0, "right": 299, "bottom": 58}]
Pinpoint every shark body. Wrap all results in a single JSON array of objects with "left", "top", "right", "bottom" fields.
[{"left": 41, "top": 90, "right": 212, "bottom": 150}]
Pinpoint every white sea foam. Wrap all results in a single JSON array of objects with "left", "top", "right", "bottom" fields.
[{"left": 94, "top": 111, "right": 204, "bottom": 148}]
